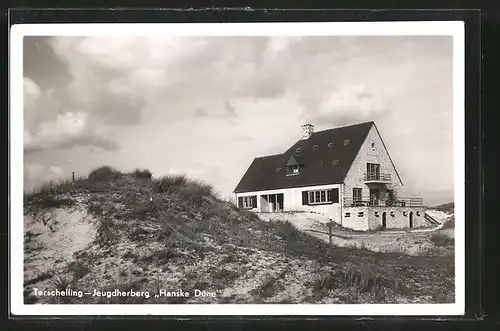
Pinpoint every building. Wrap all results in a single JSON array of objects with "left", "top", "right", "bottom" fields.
[{"left": 233, "top": 121, "right": 438, "bottom": 231}]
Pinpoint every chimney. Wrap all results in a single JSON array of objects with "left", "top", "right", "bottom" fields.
[{"left": 301, "top": 124, "right": 314, "bottom": 139}]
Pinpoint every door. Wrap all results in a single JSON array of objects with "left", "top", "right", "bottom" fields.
[
  {"left": 369, "top": 188, "right": 380, "bottom": 206},
  {"left": 276, "top": 194, "right": 284, "bottom": 211},
  {"left": 382, "top": 212, "right": 387, "bottom": 228},
  {"left": 353, "top": 188, "right": 362, "bottom": 206},
  {"left": 409, "top": 212, "right": 414, "bottom": 228},
  {"left": 367, "top": 163, "right": 380, "bottom": 180},
  {"left": 269, "top": 194, "right": 277, "bottom": 212}
]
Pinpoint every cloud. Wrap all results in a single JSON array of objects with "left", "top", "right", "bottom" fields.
[
  {"left": 24, "top": 163, "right": 65, "bottom": 189},
  {"left": 301, "top": 84, "right": 390, "bottom": 127}
]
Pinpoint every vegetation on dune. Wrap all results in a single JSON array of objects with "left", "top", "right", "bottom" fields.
[
  {"left": 434, "top": 202, "right": 454, "bottom": 214},
  {"left": 23, "top": 166, "right": 455, "bottom": 305}
]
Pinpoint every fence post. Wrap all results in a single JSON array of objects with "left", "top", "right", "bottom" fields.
[{"left": 327, "top": 220, "right": 333, "bottom": 245}]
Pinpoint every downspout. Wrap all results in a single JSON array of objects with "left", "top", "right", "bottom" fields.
[{"left": 340, "top": 182, "right": 344, "bottom": 227}]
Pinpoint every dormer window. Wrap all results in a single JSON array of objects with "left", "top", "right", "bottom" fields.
[
  {"left": 287, "top": 165, "right": 300, "bottom": 175},
  {"left": 276, "top": 167, "right": 281, "bottom": 172},
  {"left": 313, "top": 145, "right": 319, "bottom": 150},
  {"left": 343, "top": 140, "right": 350, "bottom": 145},
  {"left": 286, "top": 155, "right": 301, "bottom": 176},
  {"left": 332, "top": 159, "right": 339, "bottom": 165},
  {"left": 296, "top": 148, "right": 302, "bottom": 152},
  {"left": 328, "top": 142, "right": 335, "bottom": 147}
]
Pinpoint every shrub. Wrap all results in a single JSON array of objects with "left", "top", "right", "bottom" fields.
[
  {"left": 88, "top": 166, "right": 122, "bottom": 182},
  {"left": 430, "top": 233, "right": 454, "bottom": 247},
  {"left": 275, "top": 221, "right": 300, "bottom": 242},
  {"left": 132, "top": 168, "right": 152, "bottom": 179}
]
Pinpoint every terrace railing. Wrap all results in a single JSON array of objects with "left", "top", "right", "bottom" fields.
[
  {"left": 364, "top": 172, "right": 392, "bottom": 182},
  {"left": 343, "top": 197, "right": 423, "bottom": 207}
]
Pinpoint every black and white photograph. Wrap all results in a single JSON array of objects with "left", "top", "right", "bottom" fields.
[{"left": 10, "top": 22, "right": 465, "bottom": 315}]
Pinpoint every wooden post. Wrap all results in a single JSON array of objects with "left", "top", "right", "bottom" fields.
[{"left": 328, "top": 220, "right": 333, "bottom": 245}]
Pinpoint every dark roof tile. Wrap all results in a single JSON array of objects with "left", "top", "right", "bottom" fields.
[{"left": 234, "top": 121, "right": 374, "bottom": 193}]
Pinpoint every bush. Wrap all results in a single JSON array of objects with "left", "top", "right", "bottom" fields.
[
  {"left": 88, "top": 166, "right": 122, "bottom": 182},
  {"left": 275, "top": 221, "right": 301, "bottom": 242},
  {"left": 430, "top": 233, "right": 454, "bottom": 247},
  {"left": 132, "top": 168, "right": 152, "bottom": 179}
]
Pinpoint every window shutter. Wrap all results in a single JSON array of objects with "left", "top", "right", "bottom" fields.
[
  {"left": 252, "top": 196, "right": 257, "bottom": 208},
  {"left": 330, "top": 188, "right": 339, "bottom": 203},
  {"left": 238, "top": 197, "right": 243, "bottom": 208},
  {"left": 302, "top": 191, "right": 309, "bottom": 205}
]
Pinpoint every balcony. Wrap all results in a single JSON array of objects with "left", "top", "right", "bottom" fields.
[
  {"left": 343, "top": 197, "right": 423, "bottom": 208},
  {"left": 364, "top": 172, "right": 391, "bottom": 184}
]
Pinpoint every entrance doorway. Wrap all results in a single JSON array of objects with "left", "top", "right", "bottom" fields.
[
  {"left": 409, "top": 211, "right": 414, "bottom": 228},
  {"left": 262, "top": 193, "right": 284, "bottom": 212},
  {"left": 382, "top": 212, "right": 387, "bottom": 228}
]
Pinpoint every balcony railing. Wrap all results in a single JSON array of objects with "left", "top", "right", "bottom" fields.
[
  {"left": 364, "top": 172, "right": 392, "bottom": 182},
  {"left": 343, "top": 197, "right": 423, "bottom": 207}
]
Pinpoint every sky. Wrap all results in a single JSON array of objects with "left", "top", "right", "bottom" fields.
[{"left": 22, "top": 34, "right": 455, "bottom": 206}]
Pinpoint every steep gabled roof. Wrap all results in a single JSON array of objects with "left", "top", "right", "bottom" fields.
[{"left": 234, "top": 121, "right": 374, "bottom": 193}]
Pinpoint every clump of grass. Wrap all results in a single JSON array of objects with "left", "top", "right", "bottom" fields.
[
  {"left": 96, "top": 217, "right": 116, "bottom": 247},
  {"left": 430, "top": 233, "right": 454, "bottom": 247},
  {"left": 152, "top": 175, "right": 189, "bottom": 193},
  {"left": 88, "top": 166, "right": 122, "bottom": 182},
  {"left": 132, "top": 168, "right": 152, "bottom": 179},
  {"left": 152, "top": 175, "right": 214, "bottom": 207},
  {"left": 441, "top": 218, "right": 455, "bottom": 230},
  {"left": 339, "top": 265, "right": 399, "bottom": 301},
  {"left": 67, "top": 261, "right": 91, "bottom": 280},
  {"left": 250, "top": 273, "right": 280, "bottom": 299},
  {"left": 311, "top": 272, "right": 338, "bottom": 294},
  {"left": 275, "top": 221, "right": 301, "bottom": 242},
  {"left": 49, "top": 273, "right": 73, "bottom": 291}
]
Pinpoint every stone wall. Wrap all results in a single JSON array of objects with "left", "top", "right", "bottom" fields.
[
  {"left": 342, "top": 206, "right": 427, "bottom": 231},
  {"left": 343, "top": 124, "right": 405, "bottom": 203}
]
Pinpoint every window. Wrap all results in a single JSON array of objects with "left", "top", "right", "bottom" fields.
[
  {"left": 332, "top": 159, "right": 339, "bottom": 165},
  {"left": 403, "top": 211, "right": 408, "bottom": 216},
  {"left": 366, "top": 163, "right": 380, "bottom": 180},
  {"left": 371, "top": 142, "right": 375, "bottom": 149},
  {"left": 308, "top": 189, "right": 335, "bottom": 204},
  {"left": 239, "top": 196, "right": 256, "bottom": 209},
  {"left": 286, "top": 165, "right": 300, "bottom": 175},
  {"left": 345, "top": 212, "right": 351, "bottom": 217},
  {"left": 343, "top": 139, "right": 350, "bottom": 145},
  {"left": 375, "top": 211, "right": 379, "bottom": 217},
  {"left": 417, "top": 211, "right": 421, "bottom": 216},
  {"left": 358, "top": 212, "right": 364, "bottom": 217},
  {"left": 313, "top": 144, "right": 319, "bottom": 150},
  {"left": 276, "top": 167, "right": 281, "bottom": 172},
  {"left": 353, "top": 188, "right": 362, "bottom": 205},
  {"left": 296, "top": 148, "right": 302, "bottom": 152},
  {"left": 243, "top": 196, "right": 254, "bottom": 209},
  {"left": 319, "top": 161, "right": 324, "bottom": 166},
  {"left": 328, "top": 142, "right": 335, "bottom": 147}
]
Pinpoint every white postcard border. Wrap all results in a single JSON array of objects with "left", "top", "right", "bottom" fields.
[{"left": 10, "top": 21, "right": 465, "bottom": 316}]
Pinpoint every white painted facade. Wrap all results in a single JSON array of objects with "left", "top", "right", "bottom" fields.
[{"left": 235, "top": 183, "right": 343, "bottom": 220}]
